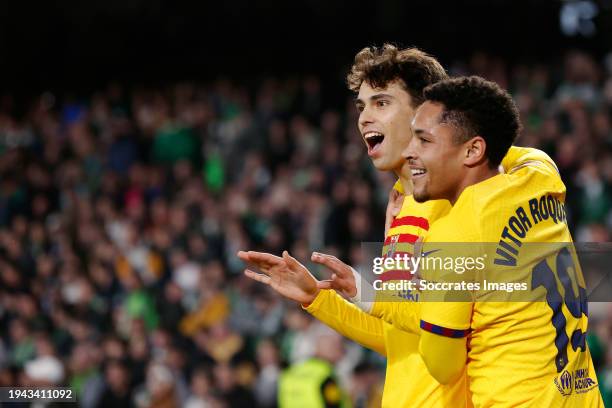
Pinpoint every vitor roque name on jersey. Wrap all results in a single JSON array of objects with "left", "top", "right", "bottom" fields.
[{"left": 494, "top": 193, "right": 568, "bottom": 267}]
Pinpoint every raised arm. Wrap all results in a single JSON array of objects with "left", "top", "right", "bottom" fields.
[
  {"left": 310, "top": 252, "right": 421, "bottom": 334},
  {"left": 305, "top": 290, "right": 386, "bottom": 356},
  {"left": 238, "top": 250, "right": 386, "bottom": 355},
  {"left": 310, "top": 251, "right": 469, "bottom": 384}
]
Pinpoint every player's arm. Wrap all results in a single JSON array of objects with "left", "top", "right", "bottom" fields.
[
  {"left": 311, "top": 253, "right": 421, "bottom": 334},
  {"left": 419, "top": 331, "right": 467, "bottom": 384},
  {"left": 239, "top": 250, "right": 386, "bottom": 355},
  {"left": 304, "top": 289, "right": 386, "bottom": 356},
  {"left": 312, "top": 251, "right": 470, "bottom": 384},
  {"left": 369, "top": 300, "right": 420, "bottom": 333},
  {"left": 414, "top": 231, "right": 473, "bottom": 384},
  {"left": 417, "top": 301, "right": 471, "bottom": 384}
]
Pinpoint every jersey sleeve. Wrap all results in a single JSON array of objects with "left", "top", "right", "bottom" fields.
[
  {"left": 415, "top": 237, "right": 472, "bottom": 383},
  {"left": 418, "top": 331, "right": 468, "bottom": 384},
  {"left": 369, "top": 300, "right": 420, "bottom": 334},
  {"left": 416, "top": 212, "right": 476, "bottom": 338},
  {"left": 419, "top": 302, "right": 472, "bottom": 337},
  {"left": 304, "top": 290, "right": 387, "bottom": 356}
]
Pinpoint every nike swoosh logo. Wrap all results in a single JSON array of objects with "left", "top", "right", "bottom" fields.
[{"left": 421, "top": 249, "right": 441, "bottom": 257}]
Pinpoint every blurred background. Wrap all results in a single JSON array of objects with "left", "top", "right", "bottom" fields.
[{"left": 1, "top": 0, "right": 612, "bottom": 407}]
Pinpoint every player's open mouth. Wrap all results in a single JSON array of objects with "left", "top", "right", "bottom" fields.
[{"left": 365, "top": 132, "right": 385, "bottom": 156}]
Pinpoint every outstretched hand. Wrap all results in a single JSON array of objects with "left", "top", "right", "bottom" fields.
[
  {"left": 237, "top": 250, "right": 323, "bottom": 305},
  {"left": 310, "top": 252, "right": 358, "bottom": 298}
]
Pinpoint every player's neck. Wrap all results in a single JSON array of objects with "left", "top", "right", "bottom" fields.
[{"left": 449, "top": 166, "right": 500, "bottom": 205}]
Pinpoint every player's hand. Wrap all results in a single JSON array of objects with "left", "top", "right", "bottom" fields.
[
  {"left": 310, "top": 252, "right": 357, "bottom": 298},
  {"left": 385, "top": 187, "right": 404, "bottom": 237},
  {"left": 237, "top": 250, "right": 321, "bottom": 305}
]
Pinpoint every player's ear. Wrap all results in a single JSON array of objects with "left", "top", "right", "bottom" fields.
[{"left": 464, "top": 136, "right": 486, "bottom": 166}]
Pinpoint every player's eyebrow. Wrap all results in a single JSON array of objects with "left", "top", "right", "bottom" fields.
[
  {"left": 354, "top": 93, "right": 395, "bottom": 104},
  {"left": 370, "top": 93, "right": 394, "bottom": 101}
]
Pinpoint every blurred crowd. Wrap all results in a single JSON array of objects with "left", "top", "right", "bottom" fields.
[{"left": 1, "top": 49, "right": 612, "bottom": 407}]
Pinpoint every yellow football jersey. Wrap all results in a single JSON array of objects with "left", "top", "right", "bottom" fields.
[
  {"left": 381, "top": 193, "right": 470, "bottom": 407},
  {"left": 418, "top": 147, "right": 604, "bottom": 407},
  {"left": 308, "top": 192, "right": 469, "bottom": 407}
]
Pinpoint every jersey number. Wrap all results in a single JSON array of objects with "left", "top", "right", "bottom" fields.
[{"left": 531, "top": 247, "right": 588, "bottom": 373}]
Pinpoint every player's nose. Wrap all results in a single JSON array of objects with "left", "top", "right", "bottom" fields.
[
  {"left": 358, "top": 107, "right": 374, "bottom": 129},
  {"left": 402, "top": 137, "right": 418, "bottom": 163}
]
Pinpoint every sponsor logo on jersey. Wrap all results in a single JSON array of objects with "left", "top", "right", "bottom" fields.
[
  {"left": 555, "top": 370, "right": 573, "bottom": 396},
  {"left": 554, "top": 368, "right": 598, "bottom": 396},
  {"left": 421, "top": 249, "right": 441, "bottom": 258},
  {"left": 573, "top": 368, "right": 598, "bottom": 394}
]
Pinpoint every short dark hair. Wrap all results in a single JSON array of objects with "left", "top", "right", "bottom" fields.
[
  {"left": 423, "top": 76, "right": 521, "bottom": 167},
  {"left": 347, "top": 44, "right": 448, "bottom": 107}
]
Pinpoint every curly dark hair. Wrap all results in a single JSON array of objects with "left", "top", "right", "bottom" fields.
[
  {"left": 423, "top": 76, "right": 521, "bottom": 167},
  {"left": 347, "top": 44, "right": 448, "bottom": 107}
]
